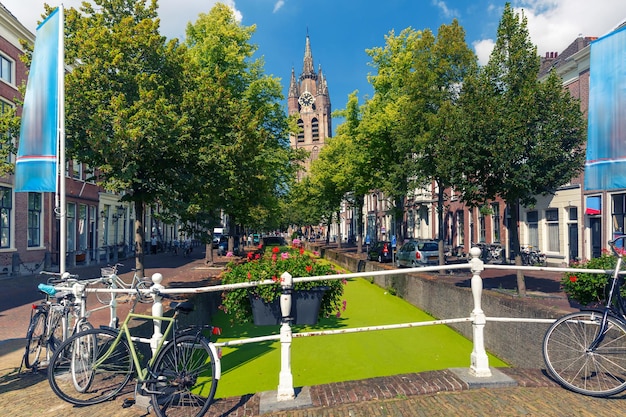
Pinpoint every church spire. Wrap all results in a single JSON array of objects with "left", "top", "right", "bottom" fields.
[
  {"left": 302, "top": 34, "right": 315, "bottom": 78},
  {"left": 288, "top": 67, "right": 298, "bottom": 97}
]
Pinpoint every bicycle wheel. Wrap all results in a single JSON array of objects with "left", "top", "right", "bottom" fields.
[
  {"left": 94, "top": 280, "right": 116, "bottom": 305},
  {"left": 135, "top": 279, "right": 153, "bottom": 303},
  {"left": 150, "top": 334, "right": 218, "bottom": 417},
  {"left": 48, "top": 328, "right": 134, "bottom": 406},
  {"left": 24, "top": 311, "right": 47, "bottom": 369},
  {"left": 543, "top": 311, "right": 626, "bottom": 397},
  {"left": 48, "top": 306, "right": 65, "bottom": 353}
]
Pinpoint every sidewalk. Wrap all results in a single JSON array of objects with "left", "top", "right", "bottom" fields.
[{"left": 1, "top": 245, "right": 620, "bottom": 416}]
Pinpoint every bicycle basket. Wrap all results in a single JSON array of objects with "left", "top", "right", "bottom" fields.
[{"left": 101, "top": 267, "right": 116, "bottom": 277}]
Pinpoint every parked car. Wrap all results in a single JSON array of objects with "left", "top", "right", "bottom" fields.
[
  {"left": 261, "top": 235, "right": 286, "bottom": 247},
  {"left": 396, "top": 240, "right": 440, "bottom": 268},
  {"left": 217, "top": 236, "right": 240, "bottom": 256},
  {"left": 368, "top": 241, "right": 393, "bottom": 263}
]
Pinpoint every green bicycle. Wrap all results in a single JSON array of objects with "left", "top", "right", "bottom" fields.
[{"left": 47, "top": 291, "right": 221, "bottom": 417}]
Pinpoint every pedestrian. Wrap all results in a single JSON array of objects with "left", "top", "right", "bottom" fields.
[{"left": 151, "top": 235, "right": 157, "bottom": 254}]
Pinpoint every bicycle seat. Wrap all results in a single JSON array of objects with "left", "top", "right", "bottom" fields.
[{"left": 170, "top": 301, "right": 194, "bottom": 314}]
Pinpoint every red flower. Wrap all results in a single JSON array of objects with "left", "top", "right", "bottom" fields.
[
  {"left": 299, "top": 247, "right": 305, "bottom": 255},
  {"left": 271, "top": 254, "right": 277, "bottom": 261},
  {"left": 272, "top": 275, "right": 278, "bottom": 282},
  {"left": 569, "top": 275, "right": 577, "bottom": 283},
  {"left": 247, "top": 252, "right": 253, "bottom": 260},
  {"left": 305, "top": 265, "right": 313, "bottom": 273},
  {"left": 247, "top": 272, "right": 251, "bottom": 280},
  {"left": 272, "top": 246, "right": 280, "bottom": 253}
]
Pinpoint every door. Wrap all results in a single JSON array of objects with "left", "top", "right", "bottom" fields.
[
  {"left": 590, "top": 217, "right": 602, "bottom": 259},
  {"left": 568, "top": 223, "right": 579, "bottom": 262}
]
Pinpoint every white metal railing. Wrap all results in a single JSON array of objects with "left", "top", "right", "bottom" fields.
[{"left": 83, "top": 247, "right": 612, "bottom": 403}]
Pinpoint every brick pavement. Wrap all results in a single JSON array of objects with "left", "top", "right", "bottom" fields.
[{"left": 1, "top": 245, "right": 623, "bottom": 416}]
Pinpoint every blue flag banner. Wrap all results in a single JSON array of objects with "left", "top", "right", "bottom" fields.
[
  {"left": 15, "top": 8, "right": 61, "bottom": 192},
  {"left": 584, "top": 25, "right": 626, "bottom": 190}
]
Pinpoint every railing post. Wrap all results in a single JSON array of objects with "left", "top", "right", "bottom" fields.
[
  {"left": 277, "top": 271, "right": 295, "bottom": 401},
  {"left": 469, "top": 246, "right": 492, "bottom": 377},
  {"left": 150, "top": 272, "right": 164, "bottom": 357}
]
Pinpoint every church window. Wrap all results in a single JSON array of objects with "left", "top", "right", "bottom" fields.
[
  {"left": 312, "top": 118, "right": 319, "bottom": 141},
  {"left": 297, "top": 119, "right": 304, "bottom": 143}
]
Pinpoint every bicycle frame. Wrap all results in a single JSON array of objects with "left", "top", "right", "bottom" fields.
[
  {"left": 584, "top": 237, "right": 626, "bottom": 351},
  {"left": 94, "top": 310, "right": 176, "bottom": 382}
]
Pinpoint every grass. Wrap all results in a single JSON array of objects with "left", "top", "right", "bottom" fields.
[{"left": 211, "top": 277, "right": 508, "bottom": 398}]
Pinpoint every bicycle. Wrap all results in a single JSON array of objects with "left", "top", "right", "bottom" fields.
[
  {"left": 47, "top": 290, "right": 221, "bottom": 416},
  {"left": 543, "top": 236, "right": 626, "bottom": 397},
  {"left": 22, "top": 272, "right": 100, "bottom": 370},
  {"left": 521, "top": 245, "right": 547, "bottom": 266},
  {"left": 95, "top": 264, "right": 152, "bottom": 305}
]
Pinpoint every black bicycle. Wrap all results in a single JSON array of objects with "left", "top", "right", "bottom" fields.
[
  {"left": 23, "top": 272, "right": 92, "bottom": 370},
  {"left": 543, "top": 236, "right": 626, "bottom": 397}
]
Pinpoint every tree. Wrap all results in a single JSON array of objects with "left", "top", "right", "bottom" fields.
[
  {"left": 407, "top": 20, "right": 476, "bottom": 263},
  {"left": 63, "top": 0, "right": 187, "bottom": 275},
  {"left": 181, "top": 4, "right": 302, "bottom": 258},
  {"left": 453, "top": 3, "right": 586, "bottom": 294}
]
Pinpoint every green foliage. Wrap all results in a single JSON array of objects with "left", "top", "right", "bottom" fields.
[
  {"left": 220, "top": 246, "right": 346, "bottom": 324},
  {"left": 562, "top": 251, "right": 623, "bottom": 306}
]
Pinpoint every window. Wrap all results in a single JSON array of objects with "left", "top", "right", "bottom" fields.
[
  {"left": 78, "top": 204, "right": 88, "bottom": 251},
  {"left": 546, "top": 208, "right": 560, "bottom": 252},
  {"left": 492, "top": 203, "right": 500, "bottom": 243},
  {"left": 457, "top": 210, "right": 464, "bottom": 246},
  {"left": 28, "top": 193, "right": 42, "bottom": 247},
  {"left": 527, "top": 210, "right": 539, "bottom": 249},
  {"left": 297, "top": 120, "right": 304, "bottom": 143},
  {"left": 72, "top": 160, "right": 82, "bottom": 180},
  {"left": 0, "top": 55, "right": 13, "bottom": 84},
  {"left": 67, "top": 203, "right": 76, "bottom": 252},
  {"left": 311, "top": 146, "right": 319, "bottom": 161},
  {"left": 311, "top": 118, "right": 319, "bottom": 141},
  {"left": 478, "top": 212, "right": 486, "bottom": 242},
  {"left": 0, "top": 187, "right": 11, "bottom": 248},
  {"left": 612, "top": 194, "right": 626, "bottom": 235}
]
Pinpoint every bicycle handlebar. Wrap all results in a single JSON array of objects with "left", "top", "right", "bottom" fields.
[{"left": 40, "top": 271, "right": 80, "bottom": 281}]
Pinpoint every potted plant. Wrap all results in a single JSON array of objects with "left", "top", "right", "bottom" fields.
[
  {"left": 220, "top": 245, "right": 346, "bottom": 325},
  {"left": 561, "top": 250, "right": 625, "bottom": 306}
]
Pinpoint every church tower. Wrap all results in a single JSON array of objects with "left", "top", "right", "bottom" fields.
[{"left": 288, "top": 34, "right": 332, "bottom": 179}]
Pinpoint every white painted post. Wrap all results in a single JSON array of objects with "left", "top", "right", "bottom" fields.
[
  {"left": 150, "top": 272, "right": 164, "bottom": 357},
  {"left": 468, "top": 247, "right": 492, "bottom": 377},
  {"left": 277, "top": 271, "right": 295, "bottom": 401}
]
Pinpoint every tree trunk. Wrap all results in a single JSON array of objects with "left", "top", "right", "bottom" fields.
[
  {"left": 508, "top": 200, "right": 527, "bottom": 296},
  {"left": 335, "top": 210, "right": 342, "bottom": 248},
  {"left": 437, "top": 182, "right": 446, "bottom": 266},
  {"left": 134, "top": 201, "right": 145, "bottom": 278},
  {"left": 356, "top": 195, "right": 364, "bottom": 254},
  {"left": 205, "top": 242, "right": 214, "bottom": 265}
]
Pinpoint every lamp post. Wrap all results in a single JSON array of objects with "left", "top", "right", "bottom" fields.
[{"left": 112, "top": 205, "right": 125, "bottom": 262}]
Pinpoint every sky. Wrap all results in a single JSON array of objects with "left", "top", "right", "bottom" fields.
[{"left": 3, "top": 0, "right": 626, "bottom": 133}]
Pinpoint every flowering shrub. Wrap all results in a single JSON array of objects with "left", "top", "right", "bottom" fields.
[
  {"left": 220, "top": 245, "right": 346, "bottom": 324},
  {"left": 562, "top": 250, "right": 624, "bottom": 306}
]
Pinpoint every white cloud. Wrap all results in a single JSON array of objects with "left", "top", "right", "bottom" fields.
[
  {"left": 273, "top": 1, "right": 285, "bottom": 13},
  {"left": 473, "top": 38, "right": 495, "bottom": 66},
  {"left": 432, "top": 0, "right": 457, "bottom": 19},
  {"left": 472, "top": 0, "right": 626, "bottom": 63},
  {"left": 2, "top": 0, "right": 244, "bottom": 40}
]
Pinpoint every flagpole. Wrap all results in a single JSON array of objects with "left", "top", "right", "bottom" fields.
[{"left": 58, "top": 6, "right": 66, "bottom": 274}]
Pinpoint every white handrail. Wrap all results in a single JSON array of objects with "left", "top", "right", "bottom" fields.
[{"left": 85, "top": 249, "right": 603, "bottom": 404}]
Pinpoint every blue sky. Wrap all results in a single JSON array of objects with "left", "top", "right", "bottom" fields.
[{"left": 5, "top": 0, "right": 626, "bottom": 133}]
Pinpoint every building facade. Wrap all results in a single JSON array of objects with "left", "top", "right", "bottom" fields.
[{"left": 287, "top": 34, "right": 332, "bottom": 181}]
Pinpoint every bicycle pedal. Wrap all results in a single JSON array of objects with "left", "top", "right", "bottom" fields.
[{"left": 122, "top": 398, "right": 136, "bottom": 408}]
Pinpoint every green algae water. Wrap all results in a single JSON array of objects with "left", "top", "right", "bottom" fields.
[{"left": 212, "top": 277, "right": 508, "bottom": 398}]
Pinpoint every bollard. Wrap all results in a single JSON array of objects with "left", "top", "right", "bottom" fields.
[
  {"left": 277, "top": 271, "right": 295, "bottom": 401},
  {"left": 150, "top": 272, "right": 164, "bottom": 357},
  {"left": 468, "top": 247, "right": 492, "bottom": 377}
]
